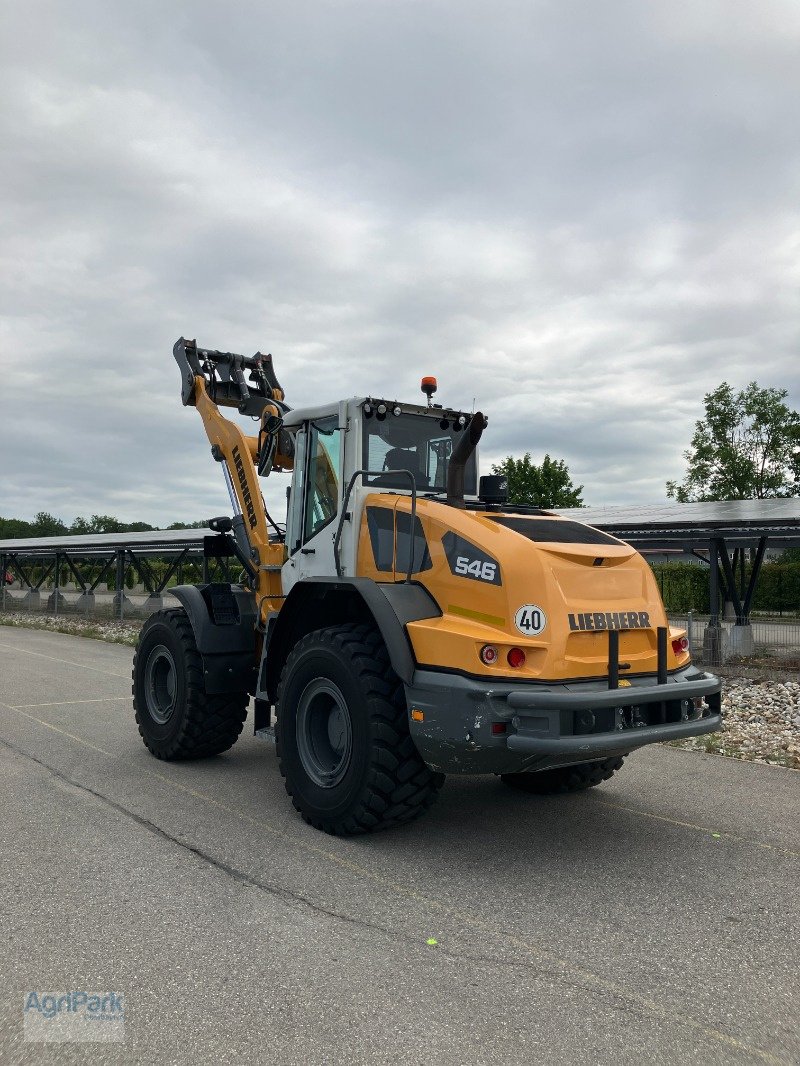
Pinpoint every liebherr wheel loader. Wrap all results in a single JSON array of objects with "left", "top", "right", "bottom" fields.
[{"left": 132, "top": 339, "right": 722, "bottom": 835}]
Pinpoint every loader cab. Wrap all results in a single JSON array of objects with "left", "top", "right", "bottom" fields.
[{"left": 282, "top": 397, "right": 478, "bottom": 589}]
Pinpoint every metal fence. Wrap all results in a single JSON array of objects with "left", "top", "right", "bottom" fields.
[
  {"left": 669, "top": 612, "right": 800, "bottom": 662},
  {"left": 0, "top": 529, "right": 235, "bottom": 622}
]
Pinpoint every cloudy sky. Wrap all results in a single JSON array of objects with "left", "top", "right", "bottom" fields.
[{"left": 1, "top": 0, "right": 798, "bottom": 526}]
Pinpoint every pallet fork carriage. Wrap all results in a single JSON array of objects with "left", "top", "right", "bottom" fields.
[{"left": 132, "top": 337, "right": 722, "bottom": 834}]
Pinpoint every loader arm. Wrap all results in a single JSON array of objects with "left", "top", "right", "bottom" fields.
[{"left": 173, "top": 338, "right": 293, "bottom": 622}]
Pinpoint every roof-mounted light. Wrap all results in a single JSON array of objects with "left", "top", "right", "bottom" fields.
[{"left": 421, "top": 376, "right": 437, "bottom": 407}]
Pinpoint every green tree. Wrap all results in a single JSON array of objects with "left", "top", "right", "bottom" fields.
[
  {"left": 31, "top": 512, "right": 69, "bottom": 537},
  {"left": 0, "top": 517, "right": 33, "bottom": 539},
  {"left": 491, "top": 453, "right": 584, "bottom": 508},
  {"left": 69, "top": 515, "right": 155, "bottom": 535},
  {"left": 667, "top": 382, "right": 800, "bottom": 502}
]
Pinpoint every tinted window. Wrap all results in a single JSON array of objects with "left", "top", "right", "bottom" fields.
[
  {"left": 303, "top": 418, "right": 341, "bottom": 542},
  {"left": 366, "top": 506, "right": 394, "bottom": 572},
  {"left": 364, "top": 410, "right": 477, "bottom": 494},
  {"left": 396, "top": 511, "right": 432, "bottom": 574},
  {"left": 365, "top": 506, "right": 432, "bottom": 575}
]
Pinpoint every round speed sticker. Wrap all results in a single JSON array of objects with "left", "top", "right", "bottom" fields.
[{"left": 514, "top": 604, "right": 547, "bottom": 636}]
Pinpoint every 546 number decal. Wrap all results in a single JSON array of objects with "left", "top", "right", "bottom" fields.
[
  {"left": 442, "top": 532, "right": 502, "bottom": 585},
  {"left": 514, "top": 604, "right": 547, "bottom": 636},
  {"left": 454, "top": 556, "right": 497, "bottom": 583}
]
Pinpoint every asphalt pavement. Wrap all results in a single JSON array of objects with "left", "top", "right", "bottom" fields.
[{"left": 1, "top": 627, "right": 798, "bottom": 1065}]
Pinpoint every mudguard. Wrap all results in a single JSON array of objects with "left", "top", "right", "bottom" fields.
[
  {"left": 168, "top": 583, "right": 258, "bottom": 694},
  {"left": 259, "top": 577, "right": 441, "bottom": 702}
]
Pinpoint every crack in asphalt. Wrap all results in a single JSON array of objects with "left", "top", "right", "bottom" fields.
[
  {"left": 0, "top": 727, "right": 792, "bottom": 1065},
  {"left": 0, "top": 736, "right": 742, "bottom": 1035},
  {"left": 1, "top": 737, "right": 570, "bottom": 979}
]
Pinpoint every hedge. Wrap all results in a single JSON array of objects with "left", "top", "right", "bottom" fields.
[{"left": 651, "top": 561, "right": 800, "bottom": 616}]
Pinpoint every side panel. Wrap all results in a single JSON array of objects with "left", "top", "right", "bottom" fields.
[{"left": 357, "top": 496, "right": 686, "bottom": 683}]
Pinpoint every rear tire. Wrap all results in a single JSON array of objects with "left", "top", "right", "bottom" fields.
[
  {"left": 132, "top": 608, "right": 249, "bottom": 760},
  {"left": 501, "top": 756, "right": 625, "bottom": 794},
  {"left": 276, "top": 623, "right": 444, "bottom": 835}
]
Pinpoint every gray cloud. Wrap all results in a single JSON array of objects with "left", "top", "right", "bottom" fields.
[{"left": 1, "top": 0, "right": 798, "bottom": 525}]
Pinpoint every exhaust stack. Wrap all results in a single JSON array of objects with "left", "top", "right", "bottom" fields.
[{"left": 446, "top": 412, "right": 487, "bottom": 508}]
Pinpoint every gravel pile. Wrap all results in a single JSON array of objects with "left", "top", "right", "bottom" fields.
[
  {"left": 0, "top": 611, "right": 141, "bottom": 647},
  {"left": 2, "top": 612, "right": 798, "bottom": 769},
  {"left": 672, "top": 677, "right": 800, "bottom": 769}
]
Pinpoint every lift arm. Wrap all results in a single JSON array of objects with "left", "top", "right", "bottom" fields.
[{"left": 172, "top": 338, "right": 294, "bottom": 619}]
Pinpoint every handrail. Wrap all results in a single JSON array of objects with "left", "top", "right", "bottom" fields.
[{"left": 333, "top": 469, "right": 418, "bottom": 582}]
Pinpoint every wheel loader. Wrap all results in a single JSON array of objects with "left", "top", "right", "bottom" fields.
[{"left": 132, "top": 338, "right": 722, "bottom": 834}]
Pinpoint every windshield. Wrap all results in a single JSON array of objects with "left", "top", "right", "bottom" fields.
[{"left": 363, "top": 409, "right": 477, "bottom": 494}]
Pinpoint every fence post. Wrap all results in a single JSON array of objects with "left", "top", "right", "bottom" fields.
[
  {"left": 703, "top": 539, "right": 723, "bottom": 665},
  {"left": 54, "top": 553, "right": 60, "bottom": 617},
  {"left": 116, "top": 551, "right": 125, "bottom": 621}
]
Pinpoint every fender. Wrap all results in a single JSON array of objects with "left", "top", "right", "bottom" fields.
[
  {"left": 169, "top": 583, "right": 258, "bottom": 694},
  {"left": 259, "top": 577, "right": 441, "bottom": 703}
]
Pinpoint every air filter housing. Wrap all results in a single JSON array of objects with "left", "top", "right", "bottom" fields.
[{"left": 479, "top": 475, "right": 508, "bottom": 505}]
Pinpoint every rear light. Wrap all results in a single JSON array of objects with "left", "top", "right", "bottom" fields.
[
  {"left": 480, "top": 644, "right": 499, "bottom": 665},
  {"left": 491, "top": 722, "right": 507, "bottom": 735},
  {"left": 672, "top": 636, "right": 689, "bottom": 656},
  {"left": 507, "top": 647, "right": 526, "bottom": 668}
]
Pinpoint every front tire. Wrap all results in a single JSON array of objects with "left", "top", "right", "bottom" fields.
[
  {"left": 276, "top": 623, "right": 444, "bottom": 835},
  {"left": 132, "top": 608, "right": 249, "bottom": 760},
  {"left": 501, "top": 756, "right": 625, "bottom": 794}
]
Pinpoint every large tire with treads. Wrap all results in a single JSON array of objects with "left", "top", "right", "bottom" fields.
[
  {"left": 501, "top": 756, "right": 625, "bottom": 794},
  {"left": 276, "top": 623, "right": 444, "bottom": 835},
  {"left": 132, "top": 608, "right": 249, "bottom": 760}
]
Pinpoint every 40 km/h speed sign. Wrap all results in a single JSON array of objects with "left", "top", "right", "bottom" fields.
[{"left": 514, "top": 604, "right": 547, "bottom": 636}]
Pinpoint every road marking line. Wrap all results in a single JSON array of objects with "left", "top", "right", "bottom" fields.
[
  {"left": 1, "top": 703, "right": 118, "bottom": 758},
  {"left": 595, "top": 800, "right": 800, "bottom": 859},
  {"left": 0, "top": 640, "right": 131, "bottom": 680},
  {"left": 11, "top": 696, "right": 133, "bottom": 709},
  {"left": 0, "top": 700, "right": 792, "bottom": 1066}
]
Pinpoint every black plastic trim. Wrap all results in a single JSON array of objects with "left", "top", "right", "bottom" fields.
[
  {"left": 168, "top": 583, "right": 258, "bottom": 694},
  {"left": 506, "top": 713, "right": 723, "bottom": 755},
  {"left": 411, "top": 660, "right": 692, "bottom": 686},
  {"left": 506, "top": 674, "right": 721, "bottom": 711}
]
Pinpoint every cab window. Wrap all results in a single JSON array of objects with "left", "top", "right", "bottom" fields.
[
  {"left": 363, "top": 410, "right": 477, "bottom": 493},
  {"left": 303, "top": 417, "right": 341, "bottom": 542}
]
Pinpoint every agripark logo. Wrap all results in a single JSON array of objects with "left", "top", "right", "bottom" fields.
[{"left": 23, "top": 991, "right": 125, "bottom": 1043}]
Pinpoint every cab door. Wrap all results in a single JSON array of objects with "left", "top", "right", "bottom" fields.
[{"left": 282, "top": 414, "right": 343, "bottom": 592}]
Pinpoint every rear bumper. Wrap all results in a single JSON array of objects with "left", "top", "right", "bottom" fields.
[{"left": 405, "top": 666, "right": 722, "bottom": 774}]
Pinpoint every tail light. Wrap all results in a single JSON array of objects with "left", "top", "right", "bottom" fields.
[
  {"left": 672, "top": 636, "right": 689, "bottom": 656},
  {"left": 480, "top": 644, "right": 498, "bottom": 665},
  {"left": 507, "top": 647, "right": 526, "bottom": 668}
]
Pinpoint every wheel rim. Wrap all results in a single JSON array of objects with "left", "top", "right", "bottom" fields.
[
  {"left": 144, "top": 644, "right": 177, "bottom": 725},
  {"left": 295, "top": 678, "right": 353, "bottom": 788}
]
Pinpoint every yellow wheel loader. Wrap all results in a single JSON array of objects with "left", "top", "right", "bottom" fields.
[{"left": 132, "top": 339, "right": 722, "bottom": 835}]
